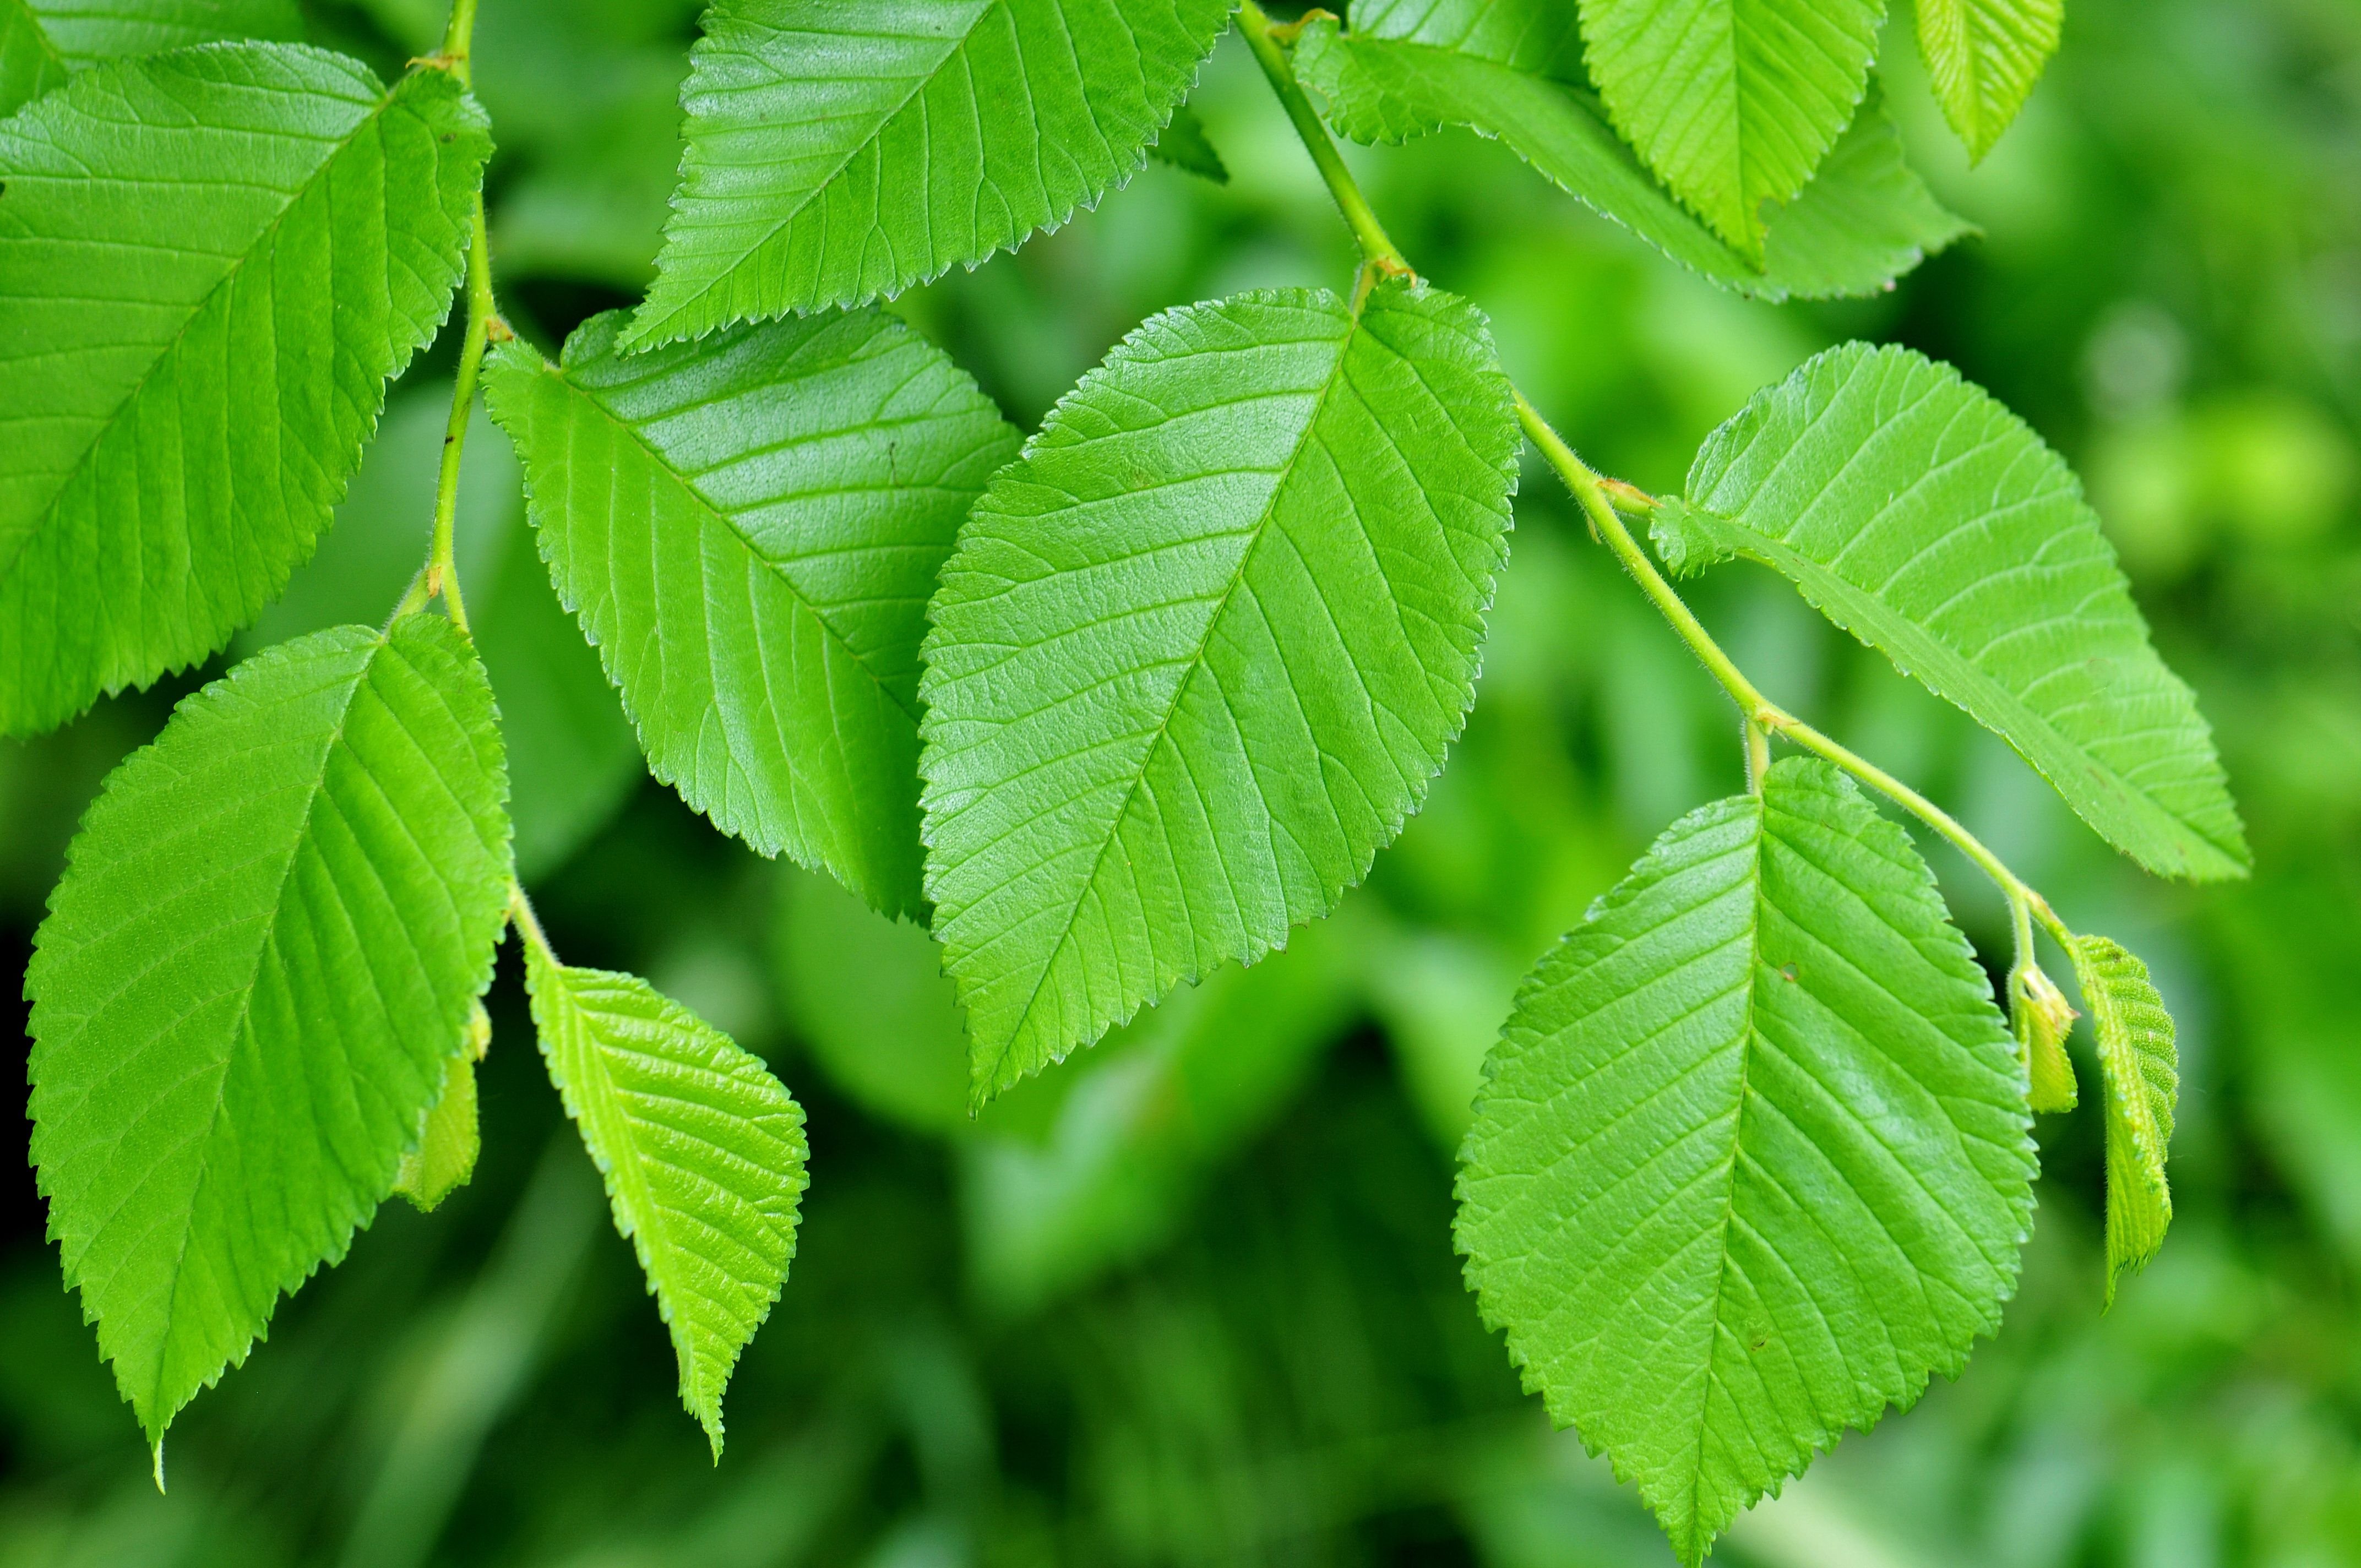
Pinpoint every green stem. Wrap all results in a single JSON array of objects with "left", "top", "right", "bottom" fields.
[
  {"left": 1237, "top": 0, "right": 1411, "bottom": 275},
  {"left": 414, "top": 0, "right": 492, "bottom": 637},
  {"left": 509, "top": 880, "right": 556, "bottom": 963},
  {"left": 1230, "top": 15, "right": 2080, "bottom": 949}
]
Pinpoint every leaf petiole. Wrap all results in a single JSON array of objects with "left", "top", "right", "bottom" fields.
[{"left": 415, "top": 0, "right": 493, "bottom": 637}]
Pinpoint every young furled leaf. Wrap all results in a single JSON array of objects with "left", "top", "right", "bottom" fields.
[
  {"left": 1575, "top": 0, "right": 1884, "bottom": 260},
  {"left": 1916, "top": 0, "right": 2062, "bottom": 161},
  {"left": 2071, "top": 934, "right": 2177, "bottom": 1299},
  {"left": 2012, "top": 961, "right": 2079, "bottom": 1113},
  {"left": 522, "top": 945, "right": 808, "bottom": 1458},
  {"left": 920, "top": 282, "right": 1519, "bottom": 1104},
  {"left": 486, "top": 309, "right": 1019, "bottom": 917},
  {"left": 624, "top": 0, "right": 1232, "bottom": 347},
  {"left": 1297, "top": 6, "right": 1967, "bottom": 302},
  {"left": 394, "top": 1003, "right": 492, "bottom": 1214},
  {"left": 0, "top": 0, "right": 304, "bottom": 114},
  {"left": 26, "top": 616, "right": 512, "bottom": 1449},
  {"left": 0, "top": 46, "right": 489, "bottom": 738},
  {"left": 1458, "top": 760, "right": 2034, "bottom": 1565},
  {"left": 1654, "top": 342, "right": 2248, "bottom": 881}
]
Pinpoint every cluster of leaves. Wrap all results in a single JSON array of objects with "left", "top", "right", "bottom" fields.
[{"left": 3, "top": 0, "right": 2246, "bottom": 1558}]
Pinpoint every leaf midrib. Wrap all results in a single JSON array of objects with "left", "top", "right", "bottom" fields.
[
  {"left": 0, "top": 62, "right": 410, "bottom": 591},
  {"left": 981, "top": 305, "right": 1369, "bottom": 1085},
  {"left": 540, "top": 360, "right": 922, "bottom": 727}
]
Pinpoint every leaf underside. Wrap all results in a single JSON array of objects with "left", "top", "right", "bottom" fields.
[
  {"left": 0, "top": 44, "right": 489, "bottom": 737},
  {"left": 26, "top": 615, "right": 512, "bottom": 1445},
  {"left": 625, "top": 0, "right": 1233, "bottom": 347},
  {"left": 2072, "top": 933, "right": 2177, "bottom": 1299},
  {"left": 486, "top": 308, "right": 1018, "bottom": 917},
  {"left": 920, "top": 282, "right": 1520, "bottom": 1103},
  {"left": 1655, "top": 341, "right": 2248, "bottom": 881},
  {"left": 1298, "top": 4, "right": 1967, "bottom": 302},
  {"left": 1916, "top": 0, "right": 2062, "bottom": 161},
  {"left": 1575, "top": 0, "right": 1884, "bottom": 259},
  {"left": 523, "top": 949, "right": 808, "bottom": 1457},
  {"left": 1458, "top": 759, "right": 2034, "bottom": 1564}
]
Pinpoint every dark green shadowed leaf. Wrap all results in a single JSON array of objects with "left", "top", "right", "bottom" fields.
[
  {"left": 0, "top": 45, "right": 489, "bottom": 738},
  {"left": 1149, "top": 102, "right": 1227, "bottom": 183},
  {"left": 919, "top": 281, "right": 1520, "bottom": 1104},
  {"left": 1457, "top": 759, "right": 2034, "bottom": 1566},
  {"left": 624, "top": 0, "right": 1234, "bottom": 347},
  {"left": 25, "top": 614, "right": 512, "bottom": 1447},
  {"left": 523, "top": 946, "right": 808, "bottom": 1459},
  {"left": 2071, "top": 934, "right": 2177, "bottom": 1300},
  {"left": 0, "top": 0, "right": 304, "bottom": 115},
  {"left": 1654, "top": 342, "right": 2248, "bottom": 881},
  {"left": 1298, "top": 10, "right": 1965, "bottom": 302},
  {"left": 485, "top": 309, "right": 1019, "bottom": 917},
  {"left": 1574, "top": 0, "right": 1884, "bottom": 260},
  {"left": 1916, "top": 0, "right": 2061, "bottom": 161}
]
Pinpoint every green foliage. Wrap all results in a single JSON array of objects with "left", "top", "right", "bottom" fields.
[
  {"left": 1297, "top": 3, "right": 1968, "bottom": 301},
  {"left": 1655, "top": 341, "right": 2249, "bottom": 881},
  {"left": 624, "top": 0, "right": 1233, "bottom": 347},
  {"left": 1149, "top": 101, "right": 1227, "bottom": 182},
  {"left": 918, "top": 281, "right": 1519, "bottom": 1102},
  {"left": 25, "top": 615, "right": 512, "bottom": 1448},
  {"left": 1915, "top": 0, "right": 2062, "bottom": 160},
  {"left": 1459, "top": 759, "right": 2035, "bottom": 1564},
  {"left": 486, "top": 309, "right": 1018, "bottom": 916},
  {"left": 0, "top": 45, "right": 489, "bottom": 738},
  {"left": 0, "top": 0, "right": 303, "bottom": 113},
  {"left": 394, "top": 1004, "right": 491, "bottom": 1213},
  {"left": 1575, "top": 0, "right": 1884, "bottom": 260},
  {"left": 2012, "top": 961, "right": 2080, "bottom": 1113},
  {"left": 2072, "top": 934, "right": 2178, "bottom": 1299},
  {"left": 521, "top": 941, "right": 809, "bottom": 1457}
]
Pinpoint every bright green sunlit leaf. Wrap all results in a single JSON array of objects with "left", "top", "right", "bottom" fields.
[
  {"left": 2071, "top": 933, "right": 2177, "bottom": 1300},
  {"left": 1916, "top": 0, "right": 2061, "bottom": 161}
]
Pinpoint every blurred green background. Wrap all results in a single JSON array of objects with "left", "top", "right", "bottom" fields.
[{"left": 4, "top": 0, "right": 2359, "bottom": 1562}]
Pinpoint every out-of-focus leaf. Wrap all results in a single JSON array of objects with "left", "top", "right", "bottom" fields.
[
  {"left": 1298, "top": 6, "right": 1966, "bottom": 301},
  {"left": 1655, "top": 342, "right": 2249, "bottom": 882},
  {"left": 1149, "top": 102, "right": 1227, "bottom": 182}
]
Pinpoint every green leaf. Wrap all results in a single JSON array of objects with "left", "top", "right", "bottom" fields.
[
  {"left": 246, "top": 385, "right": 641, "bottom": 882},
  {"left": 919, "top": 281, "right": 1520, "bottom": 1103},
  {"left": 0, "top": 0, "right": 304, "bottom": 116},
  {"left": 0, "top": 46, "right": 491, "bottom": 738},
  {"left": 1457, "top": 759, "right": 2034, "bottom": 1564},
  {"left": 521, "top": 943, "right": 808, "bottom": 1458},
  {"left": 624, "top": 0, "right": 1233, "bottom": 347},
  {"left": 25, "top": 614, "right": 513, "bottom": 1447},
  {"left": 1653, "top": 342, "right": 2249, "bottom": 881},
  {"left": 1148, "top": 101, "right": 1227, "bottom": 183},
  {"left": 1575, "top": 0, "right": 1884, "bottom": 260},
  {"left": 1298, "top": 11, "right": 1967, "bottom": 301},
  {"left": 394, "top": 1003, "right": 491, "bottom": 1213},
  {"left": 2010, "top": 960, "right": 2077, "bottom": 1114},
  {"left": 1916, "top": 0, "right": 2061, "bottom": 161},
  {"left": 485, "top": 309, "right": 1018, "bottom": 917},
  {"left": 2070, "top": 933, "right": 2176, "bottom": 1300}
]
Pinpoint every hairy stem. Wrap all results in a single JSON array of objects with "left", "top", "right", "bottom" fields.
[{"left": 1240, "top": 13, "right": 2075, "bottom": 948}]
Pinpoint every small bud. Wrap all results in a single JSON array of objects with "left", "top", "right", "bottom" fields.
[{"left": 2011, "top": 963, "right": 2079, "bottom": 1113}]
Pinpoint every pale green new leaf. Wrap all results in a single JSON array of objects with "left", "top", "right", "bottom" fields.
[
  {"left": 624, "top": 0, "right": 1232, "bottom": 347},
  {"left": 2071, "top": 934, "right": 2177, "bottom": 1299},
  {"left": 920, "top": 282, "right": 1520, "bottom": 1102},
  {"left": 0, "top": 46, "right": 489, "bottom": 737},
  {"left": 486, "top": 309, "right": 1018, "bottom": 917},
  {"left": 394, "top": 1003, "right": 490, "bottom": 1213},
  {"left": 1297, "top": 8, "right": 1967, "bottom": 301},
  {"left": 1654, "top": 342, "right": 2248, "bottom": 881},
  {"left": 1576, "top": 0, "right": 1884, "bottom": 260},
  {"left": 1916, "top": 0, "right": 2061, "bottom": 161},
  {"left": 0, "top": 0, "right": 303, "bottom": 115},
  {"left": 1458, "top": 759, "right": 2034, "bottom": 1565},
  {"left": 523, "top": 946, "right": 808, "bottom": 1457},
  {"left": 25, "top": 614, "right": 512, "bottom": 1446}
]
